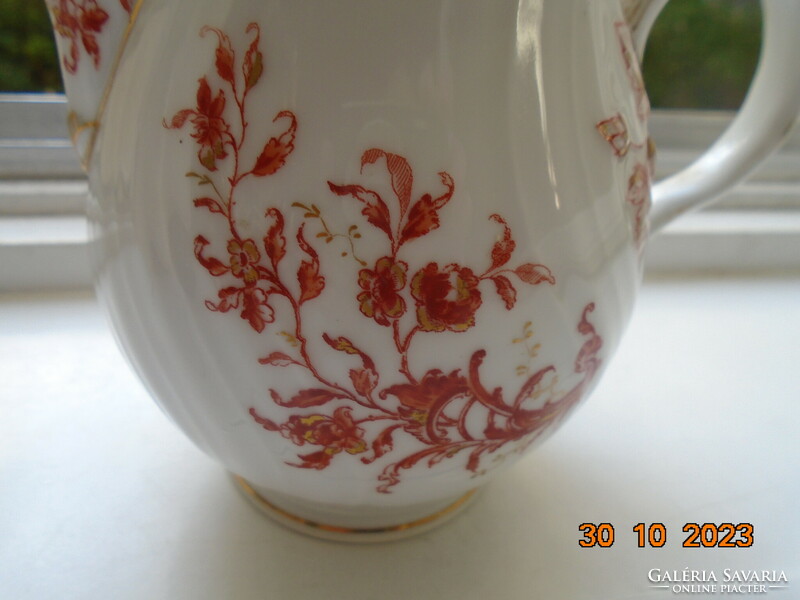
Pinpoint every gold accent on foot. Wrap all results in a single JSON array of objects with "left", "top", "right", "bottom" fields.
[{"left": 234, "top": 476, "right": 476, "bottom": 540}]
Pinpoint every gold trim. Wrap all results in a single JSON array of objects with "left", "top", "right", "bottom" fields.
[
  {"left": 234, "top": 476, "right": 476, "bottom": 536},
  {"left": 68, "top": 110, "right": 99, "bottom": 148},
  {"left": 72, "top": 0, "right": 145, "bottom": 171}
]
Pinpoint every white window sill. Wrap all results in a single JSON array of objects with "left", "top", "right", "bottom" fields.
[{"left": 0, "top": 213, "right": 90, "bottom": 291}]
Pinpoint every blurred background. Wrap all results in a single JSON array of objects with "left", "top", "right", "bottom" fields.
[{"left": 0, "top": 0, "right": 762, "bottom": 108}]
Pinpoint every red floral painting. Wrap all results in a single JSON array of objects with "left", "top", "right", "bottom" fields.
[
  {"left": 167, "top": 23, "right": 604, "bottom": 492},
  {"left": 615, "top": 21, "right": 650, "bottom": 124},
  {"left": 596, "top": 20, "right": 653, "bottom": 250},
  {"left": 48, "top": 0, "right": 133, "bottom": 74}
]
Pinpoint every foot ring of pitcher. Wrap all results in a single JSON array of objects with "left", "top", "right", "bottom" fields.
[{"left": 233, "top": 475, "right": 477, "bottom": 542}]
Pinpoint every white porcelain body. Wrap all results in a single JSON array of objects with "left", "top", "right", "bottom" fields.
[
  {"left": 59, "top": 0, "right": 800, "bottom": 531},
  {"left": 78, "top": 0, "right": 649, "bottom": 517}
]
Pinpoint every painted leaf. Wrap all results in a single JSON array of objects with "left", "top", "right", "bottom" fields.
[
  {"left": 297, "top": 260, "right": 324, "bottom": 303},
  {"left": 263, "top": 207, "right": 286, "bottom": 268},
  {"left": 204, "top": 286, "right": 241, "bottom": 312},
  {"left": 258, "top": 351, "right": 297, "bottom": 367},
  {"left": 296, "top": 225, "right": 325, "bottom": 303},
  {"left": 252, "top": 111, "right": 297, "bottom": 177},
  {"left": 164, "top": 109, "right": 194, "bottom": 129},
  {"left": 271, "top": 388, "right": 347, "bottom": 408},
  {"left": 491, "top": 275, "right": 517, "bottom": 310},
  {"left": 349, "top": 367, "right": 379, "bottom": 397},
  {"left": 327, "top": 182, "right": 393, "bottom": 239},
  {"left": 200, "top": 26, "right": 236, "bottom": 85},
  {"left": 322, "top": 333, "right": 377, "bottom": 371},
  {"left": 63, "top": 39, "right": 80, "bottom": 75},
  {"left": 81, "top": 8, "right": 109, "bottom": 33},
  {"left": 119, "top": 0, "right": 133, "bottom": 13},
  {"left": 193, "top": 235, "right": 229, "bottom": 276},
  {"left": 248, "top": 407, "right": 281, "bottom": 431},
  {"left": 82, "top": 34, "right": 101, "bottom": 66},
  {"left": 322, "top": 333, "right": 361, "bottom": 356},
  {"left": 398, "top": 194, "right": 438, "bottom": 246},
  {"left": 488, "top": 214, "right": 515, "bottom": 271},
  {"left": 291, "top": 450, "right": 333, "bottom": 470},
  {"left": 514, "top": 263, "right": 555, "bottom": 285},
  {"left": 399, "top": 172, "right": 454, "bottom": 245},
  {"left": 361, "top": 425, "right": 401, "bottom": 465},
  {"left": 200, "top": 147, "right": 218, "bottom": 171},
  {"left": 243, "top": 23, "right": 263, "bottom": 91},
  {"left": 361, "top": 149, "right": 414, "bottom": 217},
  {"left": 195, "top": 77, "right": 217, "bottom": 114},
  {"left": 193, "top": 197, "right": 224, "bottom": 214}
]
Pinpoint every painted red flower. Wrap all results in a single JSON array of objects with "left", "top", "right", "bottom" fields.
[
  {"left": 50, "top": 0, "right": 110, "bottom": 74},
  {"left": 411, "top": 263, "right": 482, "bottom": 332},
  {"left": 165, "top": 77, "right": 230, "bottom": 171},
  {"left": 357, "top": 257, "right": 407, "bottom": 326},
  {"left": 280, "top": 407, "right": 367, "bottom": 469},
  {"left": 227, "top": 238, "right": 261, "bottom": 284}
]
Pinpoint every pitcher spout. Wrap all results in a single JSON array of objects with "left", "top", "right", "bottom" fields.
[{"left": 46, "top": 0, "right": 138, "bottom": 170}]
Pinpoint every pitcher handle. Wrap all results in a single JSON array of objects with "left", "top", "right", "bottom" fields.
[{"left": 633, "top": 0, "right": 800, "bottom": 232}]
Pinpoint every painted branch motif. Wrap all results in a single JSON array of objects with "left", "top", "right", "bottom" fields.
[
  {"left": 165, "top": 23, "right": 604, "bottom": 492},
  {"left": 596, "top": 21, "right": 655, "bottom": 250},
  {"left": 47, "top": 0, "right": 132, "bottom": 74}
]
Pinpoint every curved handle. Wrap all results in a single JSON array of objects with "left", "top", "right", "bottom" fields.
[{"left": 641, "top": 0, "right": 800, "bottom": 233}]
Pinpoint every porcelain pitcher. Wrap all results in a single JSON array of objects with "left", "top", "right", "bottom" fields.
[{"left": 47, "top": 0, "right": 800, "bottom": 539}]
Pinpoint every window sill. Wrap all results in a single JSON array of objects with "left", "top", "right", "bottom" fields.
[
  {"left": 0, "top": 214, "right": 89, "bottom": 292},
  {"left": 646, "top": 208, "right": 800, "bottom": 274}
]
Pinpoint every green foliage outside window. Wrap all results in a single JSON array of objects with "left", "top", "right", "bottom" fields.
[
  {"left": 642, "top": 0, "right": 761, "bottom": 109},
  {"left": 0, "top": 0, "right": 60, "bottom": 92},
  {"left": 0, "top": 0, "right": 762, "bottom": 110}
]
